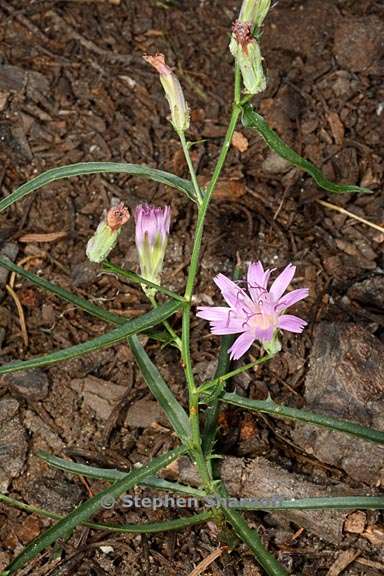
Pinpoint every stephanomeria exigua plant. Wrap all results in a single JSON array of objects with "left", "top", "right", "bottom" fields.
[{"left": 0, "top": 1, "right": 382, "bottom": 575}]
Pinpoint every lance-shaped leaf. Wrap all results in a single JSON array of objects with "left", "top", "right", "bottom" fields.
[
  {"left": 2, "top": 446, "right": 185, "bottom": 575},
  {"left": 242, "top": 105, "right": 372, "bottom": 195},
  {"left": 222, "top": 393, "right": 384, "bottom": 444},
  {"left": 0, "top": 299, "right": 181, "bottom": 375},
  {"left": 0, "top": 257, "right": 124, "bottom": 326},
  {"left": 216, "top": 483, "right": 288, "bottom": 576},
  {"left": 227, "top": 495, "right": 384, "bottom": 511},
  {"left": 0, "top": 493, "right": 212, "bottom": 535},
  {"left": 0, "top": 162, "right": 196, "bottom": 212},
  {"left": 129, "top": 334, "right": 191, "bottom": 443},
  {"left": 37, "top": 450, "right": 205, "bottom": 498}
]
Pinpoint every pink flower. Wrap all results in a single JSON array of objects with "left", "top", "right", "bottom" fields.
[
  {"left": 196, "top": 262, "right": 309, "bottom": 360},
  {"left": 134, "top": 204, "right": 171, "bottom": 286}
]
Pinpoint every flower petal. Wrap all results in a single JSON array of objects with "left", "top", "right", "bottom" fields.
[
  {"left": 278, "top": 314, "right": 307, "bottom": 333},
  {"left": 269, "top": 264, "right": 296, "bottom": 301},
  {"left": 213, "top": 273, "right": 253, "bottom": 310},
  {"left": 247, "top": 261, "right": 272, "bottom": 302},
  {"left": 254, "top": 325, "right": 275, "bottom": 343},
  {"left": 197, "top": 306, "right": 246, "bottom": 334},
  {"left": 228, "top": 331, "right": 255, "bottom": 360},
  {"left": 196, "top": 306, "right": 232, "bottom": 322},
  {"left": 210, "top": 324, "right": 245, "bottom": 335},
  {"left": 276, "top": 288, "right": 309, "bottom": 311}
]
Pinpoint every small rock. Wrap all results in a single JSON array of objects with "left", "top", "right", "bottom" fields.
[
  {"left": 212, "top": 179, "right": 246, "bottom": 201},
  {"left": 333, "top": 16, "right": 384, "bottom": 73},
  {"left": 347, "top": 276, "right": 384, "bottom": 311},
  {"left": 125, "top": 399, "right": 163, "bottom": 428},
  {"left": 0, "top": 398, "right": 28, "bottom": 492},
  {"left": 262, "top": 151, "right": 292, "bottom": 174},
  {"left": 2, "top": 369, "right": 49, "bottom": 401},
  {"left": 231, "top": 131, "right": 249, "bottom": 153},
  {"left": 70, "top": 376, "right": 127, "bottom": 419},
  {"left": 71, "top": 261, "right": 98, "bottom": 288},
  {"left": 25, "top": 476, "right": 83, "bottom": 514}
]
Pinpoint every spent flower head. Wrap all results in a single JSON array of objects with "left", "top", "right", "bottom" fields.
[
  {"left": 230, "top": 21, "right": 266, "bottom": 95},
  {"left": 239, "top": 0, "right": 271, "bottom": 28},
  {"left": 86, "top": 202, "right": 130, "bottom": 263},
  {"left": 134, "top": 203, "right": 171, "bottom": 293},
  {"left": 197, "top": 261, "right": 309, "bottom": 360},
  {"left": 144, "top": 53, "right": 190, "bottom": 134}
]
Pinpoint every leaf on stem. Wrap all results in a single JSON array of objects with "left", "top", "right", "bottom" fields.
[
  {"left": 0, "top": 300, "right": 181, "bottom": 375},
  {"left": 222, "top": 393, "right": 384, "bottom": 444},
  {"left": 129, "top": 334, "right": 191, "bottom": 443},
  {"left": 242, "top": 105, "right": 372, "bottom": 195},
  {"left": 0, "top": 162, "right": 196, "bottom": 213},
  {"left": 2, "top": 446, "right": 186, "bottom": 574},
  {"left": 37, "top": 450, "right": 205, "bottom": 497}
]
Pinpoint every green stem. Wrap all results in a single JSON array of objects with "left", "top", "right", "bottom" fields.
[
  {"left": 179, "top": 131, "right": 203, "bottom": 204},
  {"left": 200, "top": 354, "right": 275, "bottom": 396},
  {"left": 148, "top": 293, "right": 182, "bottom": 351},
  {"left": 180, "top": 66, "right": 242, "bottom": 492}
]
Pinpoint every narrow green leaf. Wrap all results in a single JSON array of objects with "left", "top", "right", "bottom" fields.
[
  {"left": 242, "top": 105, "right": 372, "bottom": 195},
  {"left": 3, "top": 446, "right": 185, "bottom": 575},
  {"left": 230, "top": 496, "right": 384, "bottom": 511},
  {"left": 37, "top": 450, "right": 206, "bottom": 498},
  {"left": 0, "top": 493, "right": 212, "bottom": 534},
  {"left": 103, "top": 260, "right": 185, "bottom": 302},
  {"left": 0, "top": 257, "right": 124, "bottom": 326},
  {"left": 217, "top": 483, "right": 288, "bottom": 576},
  {"left": 0, "top": 300, "right": 181, "bottom": 375},
  {"left": 129, "top": 334, "right": 191, "bottom": 443},
  {"left": 0, "top": 162, "right": 196, "bottom": 212},
  {"left": 222, "top": 393, "right": 384, "bottom": 444}
]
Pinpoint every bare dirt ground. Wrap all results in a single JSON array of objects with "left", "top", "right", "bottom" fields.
[{"left": 0, "top": 0, "right": 383, "bottom": 574}]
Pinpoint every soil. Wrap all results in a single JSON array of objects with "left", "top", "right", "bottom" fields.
[{"left": 0, "top": 0, "right": 383, "bottom": 575}]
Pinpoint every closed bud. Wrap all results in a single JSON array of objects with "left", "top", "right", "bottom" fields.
[
  {"left": 134, "top": 204, "right": 171, "bottom": 293},
  {"left": 239, "top": 0, "right": 271, "bottom": 28},
  {"left": 230, "top": 21, "right": 266, "bottom": 95},
  {"left": 86, "top": 202, "right": 130, "bottom": 263},
  {"left": 144, "top": 53, "right": 190, "bottom": 134}
]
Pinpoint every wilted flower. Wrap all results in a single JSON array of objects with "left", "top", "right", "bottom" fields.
[
  {"left": 86, "top": 202, "right": 130, "bottom": 263},
  {"left": 144, "top": 53, "right": 190, "bottom": 134},
  {"left": 197, "top": 262, "right": 309, "bottom": 360},
  {"left": 239, "top": 0, "right": 271, "bottom": 28},
  {"left": 134, "top": 204, "right": 171, "bottom": 291},
  {"left": 230, "top": 21, "right": 266, "bottom": 95}
]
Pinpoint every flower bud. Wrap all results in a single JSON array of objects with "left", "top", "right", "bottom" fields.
[
  {"left": 144, "top": 53, "right": 190, "bottom": 134},
  {"left": 134, "top": 204, "right": 171, "bottom": 292},
  {"left": 86, "top": 202, "right": 130, "bottom": 263},
  {"left": 230, "top": 22, "right": 266, "bottom": 94},
  {"left": 239, "top": 0, "right": 271, "bottom": 28}
]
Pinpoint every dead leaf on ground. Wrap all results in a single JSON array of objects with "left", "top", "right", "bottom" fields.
[{"left": 18, "top": 231, "right": 67, "bottom": 243}]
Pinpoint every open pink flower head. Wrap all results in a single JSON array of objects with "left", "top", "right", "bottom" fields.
[{"left": 197, "top": 262, "right": 309, "bottom": 360}]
